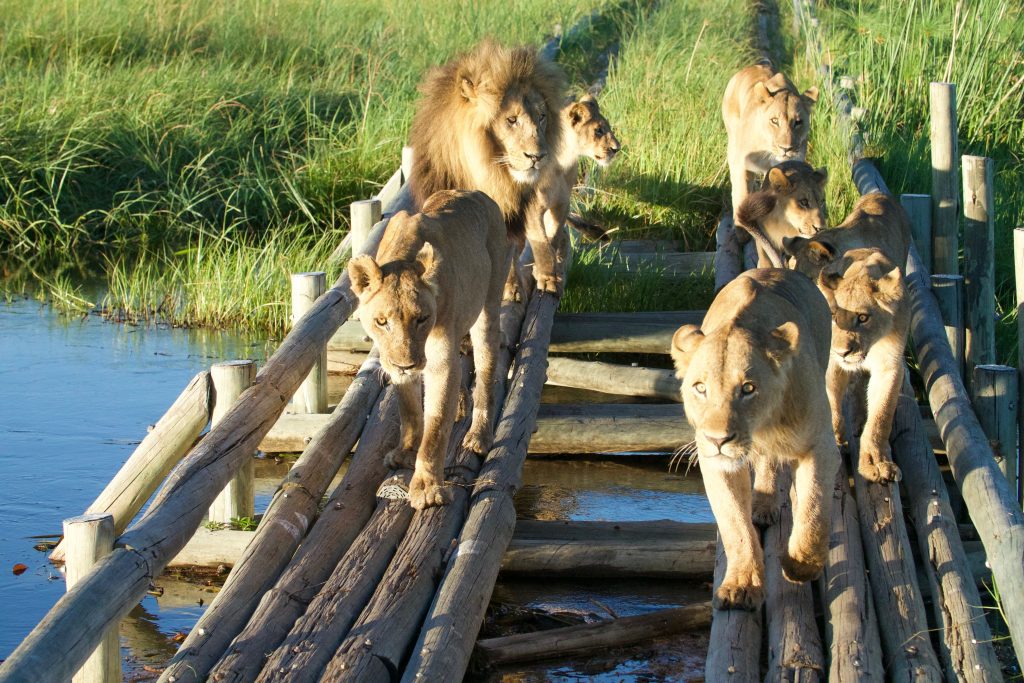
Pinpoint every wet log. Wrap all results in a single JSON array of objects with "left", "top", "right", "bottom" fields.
[
  {"left": 714, "top": 212, "right": 744, "bottom": 292},
  {"left": 50, "top": 371, "right": 212, "bottom": 563},
  {"left": 706, "top": 537, "right": 762, "bottom": 682},
  {"left": 473, "top": 602, "right": 712, "bottom": 668},
  {"left": 819, "top": 472, "right": 883, "bottom": 681},
  {"left": 545, "top": 357, "right": 681, "bottom": 401},
  {"left": 159, "top": 353, "right": 385, "bottom": 683},
  {"left": 401, "top": 291, "right": 561, "bottom": 682},
  {"left": 890, "top": 394, "right": 1002, "bottom": 680}
]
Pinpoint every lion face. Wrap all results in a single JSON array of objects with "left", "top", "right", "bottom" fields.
[
  {"left": 349, "top": 252, "right": 438, "bottom": 381},
  {"left": 819, "top": 249, "right": 904, "bottom": 370},
  {"left": 764, "top": 162, "right": 827, "bottom": 236},
  {"left": 755, "top": 73, "right": 817, "bottom": 162},
  {"left": 486, "top": 83, "right": 552, "bottom": 184},
  {"left": 564, "top": 95, "right": 620, "bottom": 166},
  {"left": 671, "top": 321, "right": 799, "bottom": 465}
]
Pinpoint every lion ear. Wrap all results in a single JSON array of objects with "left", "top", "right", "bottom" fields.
[
  {"left": 805, "top": 239, "right": 837, "bottom": 267},
  {"left": 767, "top": 166, "right": 793, "bottom": 193},
  {"left": 568, "top": 101, "right": 587, "bottom": 127},
  {"left": 766, "top": 321, "right": 800, "bottom": 365},
  {"left": 415, "top": 242, "right": 441, "bottom": 294},
  {"left": 753, "top": 82, "right": 772, "bottom": 103},
  {"left": 814, "top": 166, "right": 829, "bottom": 187},
  {"left": 803, "top": 86, "right": 820, "bottom": 104},
  {"left": 670, "top": 324, "right": 705, "bottom": 380},
  {"left": 765, "top": 72, "right": 788, "bottom": 95},
  {"left": 460, "top": 76, "right": 477, "bottom": 102},
  {"left": 782, "top": 235, "right": 808, "bottom": 257},
  {"left": 349, "top": 255, "right": 383, "bottom": 300}
]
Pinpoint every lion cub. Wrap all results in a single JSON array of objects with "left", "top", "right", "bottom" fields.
[
  {"left": 559, "top": 94, "right": 621, "bottom": 187},
  {"left": 784, "top": 193, "right": 912, "bottom": 484},
  {"left": 349, "top": 190, "right": 512, "bottom": 510},
  {"left": 735, "top": 160, "right": 828, "bottom": 268},
  {"left": 671, "top": 269, "right": 839, "bottom": 610},
  {"left": 722, "top": 63, "right": 818, "bottom": 222}
]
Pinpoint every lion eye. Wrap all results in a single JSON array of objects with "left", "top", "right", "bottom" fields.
[
  {"left": 857, "top": 313, "right": 870, "bottom": 324},
  {"left": 416, "top": 314, "right": 430, "bottom": 325},
  {"left": 770, "top": 117, "right": 779, "bottom": 126},
  {"left": 793, "top": 119, "right": 803, "bottom": 127},
  {"left": 374, "top": 316, "right": 388, "bottom": 327},
  {"left": 507, "top": 116, "right": 518, "bottom": 126},
  {"left": 799, "top": 198, "right": 810, "bottom": 208},
  {"left": 595, "top": 127, "right": 605, "bottom": 137},
  {"left": 693, "top": 382, "right": 706, "bottom": 396},
  {"left": 741, "top": 382, "right": 756, "bottom": 395},
  {"left": 538, "top": 111, "right": 546, "bottom": 121}
]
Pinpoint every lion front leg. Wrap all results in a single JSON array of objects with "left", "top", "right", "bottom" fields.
[
  {"left": 784, "top": 439, "right": 840, "bottom": 583},
  {"left": 384, "top": 375, "right": 422, "bottom": 470},
  {"left": 408, "top": 340, "right": 459, "bottom": 510},
  {"left": 702, "top": 458, "right": 764, "bottom": 611},
  {"left": 728, "top": 148, "right": 752, "bottom": 245},
  {"left": 751, "top": 455, "right": 779, "bottom": 528},
  {"left": 525, "top": 201, "right": 565, "bottom": 295},
  {"left": 825, "top": 360, "right": 851, "bottom": 449},
  {"left": 463, "top": 290, "right": 502, "bottom": 456},
  {"left": 858, "top": 353, "right": 903, "bottom": 484}
]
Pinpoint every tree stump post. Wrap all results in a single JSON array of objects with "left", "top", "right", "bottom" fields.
[{"left": 208, "top": 360, "right": 257, "bottom": 524}]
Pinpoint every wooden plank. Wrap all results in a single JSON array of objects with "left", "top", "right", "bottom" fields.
[
  {"left": 474, "top": 603, "right": 712, "bottom": 668},
  {"left": 706, "top": 537, "right": 762, "bottom": 682},
  {"left": 159, "top": 353, "right": 385, "bottom": 683},
  {"left": 545, "top": 357, "right": 681, "bottom": 401}
]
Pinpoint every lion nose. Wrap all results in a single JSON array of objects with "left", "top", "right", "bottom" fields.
[
  {"left": 839, "top": 345, "right": 858, "bottom": 358},
  {"left": 524, "top": 152, "right": 546, "bottom": 164},
  {"left": 393, "top": 362, "right": 417, "bottom": 372},
  {"left": 705, "top": 432, "right": 736, "bottom": 451}
]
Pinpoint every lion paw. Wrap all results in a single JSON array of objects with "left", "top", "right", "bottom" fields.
[
  {"left": 859, "top": 443, "right": 902, "bottom": 484},
  {"left": 502, "top": 281, "right": 523, "bottom": 304},
  {"left": 384, "top": 448, "right": 416, "bottom": 470},
  {"left": 781, "top": 550, "right": 825, "bottom": 583},
  {"left": 713, "top": 580, "right": 764, "bottom": 611},
  {"left": 408, "top": 473, "right": 452, "bottom": 510},
  {"left": 463, "top": 428, "right": 493, "bottom": 455},
  {"left": 532, "top": 267, "right": 563, "bottom": 295},
  {"left": 751, "top": 495, "right": 780, "bottom": 528}
]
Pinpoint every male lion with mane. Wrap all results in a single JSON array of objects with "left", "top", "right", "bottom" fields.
[{"left": 409, "top": 40, "right": 569, "bottom": 294}]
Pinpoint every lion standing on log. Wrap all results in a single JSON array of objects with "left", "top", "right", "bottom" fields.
[{"left": 408, "top": 40, "right": 570, "bottom": 295}]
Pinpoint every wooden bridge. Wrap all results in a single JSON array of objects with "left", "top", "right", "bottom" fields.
[{"left": 3, "top": 3, "right": 1024, "bottom": 682}]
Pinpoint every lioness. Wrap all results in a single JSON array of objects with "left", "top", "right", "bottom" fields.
[
  {"left": 349, "top": 190, "right": 512, "bottom": 510},
  {"left": 671, "top": 269, "right": 839, "bottom": 610},
  {"left": 408, "top": 40, "right": 569, "bottom": 295},
  {"left": 735, "top": 160, "right": 828, "bottom": 268},
  {"left": 722, "top": 63, "right": 818, "bottom": 228}
]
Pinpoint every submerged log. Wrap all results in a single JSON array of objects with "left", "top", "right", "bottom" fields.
[
  {"left": 545, "top": 357, "right": 681, "bottom": 401},
  {"left": 705, "top": 537, "right": 762, "bottom": 681},
  {"left": 474, "top": 602, "right": 712, "bottom": 668},
  {"left": 890, "top": 394, "right": 1002, "bottom": 680},
  {"left": 159, "top": 353, "right": 385, "bottom": 683}
]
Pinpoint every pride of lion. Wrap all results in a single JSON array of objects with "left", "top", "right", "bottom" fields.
[{"left": 360, "top": 40, "right": 914, "bottom": 616}]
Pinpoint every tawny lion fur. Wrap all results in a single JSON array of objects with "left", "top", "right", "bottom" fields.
[
  {"left": 671, "top": 269, "right": 839, "bottom": 611},
  {"left": 348, "top": 190, "right": 512, "bottom": 510}
]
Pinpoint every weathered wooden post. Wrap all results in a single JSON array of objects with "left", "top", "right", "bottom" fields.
[
  {"left": 900, "top": 193, "right": 931, "bottom": 275},
  {"left": 962, "top": 155, "right": 995, "bottom": 374},
  {"left": 973, "top": 365, "right": 1019, "bottom": 496},
  {"left": 929, "top": 82, "right": 959, "bottom": 275},
  {"left": 401, "top": 145, "right": 415, "bottom": 184},
  {"left": 290, "top": 272, "right": 328, "bottom": 413},
  {"left": 349, "top": 200, "right": 382, "bottom": 257},
  {"left": 930, "top": 274, "right": 965, "bottom": 379},
  {"left": 208, "top": 360, "right": 257, "bottom": 524},
  {"left": 1015, "top": 226, "right": 1024, "bottom": 503},
  {"left": 63, "top": 513, "right": 120, "bottom": 683}
]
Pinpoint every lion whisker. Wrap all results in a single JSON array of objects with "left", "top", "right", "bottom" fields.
[{"left": 668, "top": 441, "right": 698, "bottom": 474}]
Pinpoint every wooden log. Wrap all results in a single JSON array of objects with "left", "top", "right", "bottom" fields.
[
  {"left": 49, "top": 371, "right": 212, "bottom": 563},
  {"left": 764, "top": 478, "right": 824, "bottom": 682},
  {"left": 890, "top": 394, "right": 1003, "bottom": 681},
  {"left": 1016, "top": 226, "right": 1024, "bottom": 504},
  {"left": 473, "top": 602, "right": 712, "bottom": 668},
  {"left": 348, "top": 200, "right": 381, "bottom": 260},
  {"left": 63, "top": 514, "right": 119, "bottom": 683},
  {"left": 962, "top": 155, "right": 996, "bottom": 371},
  {"left": 930, "top": 82, "right": 960, "bottom": 276},
  {"left": 209, "top": 360, "right": 257, "bottom": 524},
  {"left": 541, "top": 356, "right": 680, "bottom": 401},
  {"left": 329, "top": 310, "right": 705, "bottom": 355},
  {"left": 159, "top": 353, "right": 385, "bottom": 683},
  {"left": 901, "top": 193, "right": 932, "bottom": 278},
  {"left": 819, "top": 471, "right": 883, "bottom": 681},
  {"left": 290, "top": 272, "right": 328, "bottom": 414},
  {"left": 401, "top": 291, "right": 561, "bottom": 682},
  {"left": 0, "top": 187, "right": 411, "bottom": 683},
  {"left": 202, "top": 388, "right": 401, "bottom": 683},
  {"left": 972, "top": 364, "right": 1019, "bottom": 492},
  {"left": 374, "top": 169, "right": 403, "bottom": 214},
  {"left": 930, "top": 274, "right": 965, "bottom": 380},
  {"left": 705, "top": 537, "right": 762, "bottom": 682},
  {"left": 261, "top": 403, "right": 693, "bottom": 455}
]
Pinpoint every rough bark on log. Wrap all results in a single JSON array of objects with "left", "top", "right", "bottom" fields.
[
  {"left": 545, "top": 357, "right": 681, "bottom": 401},
  {"left": 473, "top": 602, "right": 712, "bottom": 668},
  {"left": 159, "top": 353, "right": 385, "bottom": 683},
  {"left": 706, "top": 537, "right": 762, "bottom": 682},
  {"left": 715, "top": 212, "right": 745, "bottom": 292},
  {"left": 890, "top": 394, "right": 1002, "bottom": 680}
]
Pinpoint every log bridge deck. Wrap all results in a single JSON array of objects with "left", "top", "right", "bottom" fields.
[{"left": 3, "top": 8, "right": 1024, "bottom": 683}]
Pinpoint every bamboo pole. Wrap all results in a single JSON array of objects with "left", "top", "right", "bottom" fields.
[
  {"left": 401, "top": 291, "right": 561, "bottom": 682},
  {"left": 972, "top": 365, "right": 1019, "bottom": 493},
  {"left": 890, "top": 394, "right": 1002, "bottom": 681},
  {"left": 0, "top": 188, "right": 410, "bottom": 683},
  {"left": 63, "top": 514, "right": 119, "bottom": 683},
  {"left": 474, "top": 603, "right": 712, "bottom": 668},
  {"left": 208, "top": 360, "right": 257, "bottom": 524},
  {"left": 50, "top": 371, "right": 212, "bottom": 563},
  {"left": 962, "top": 155, "right": 996, "bottom": 371},
  {"left": 290, "top": 272, "right": 328, "bottom": 414},
  {"left": 1016, "top": 226, "right": 1024, "bottom": 504},
  {"left": 158, "top": 352, "right": 385, "bottom": 683},
  {"left": 901, "top": 193, "right": 932, "bottom": 277},
  {"left": 349, "top": 200, "right": 382, "bottom": 258},
  {"left": 930, "top": 274, "right": 965, "bottom": 380},
  {"left": 930, "top": 82, "right": 960, "bottom": 276},
  {"left": 705, "top": 538, "right": 762, "bottom": 682},
  {"left": 545, "top": 357, "right": 681, "bottom": 401}
]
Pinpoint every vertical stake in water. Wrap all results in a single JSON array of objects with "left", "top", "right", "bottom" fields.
[
  {"left": 1014, "top": 227, "right": 1024, "bottom": 503},
  {"left": 290, "top": 272, "right": 328, "bottom": 414},
  {"left": 208, "top": 360, "right": 257, "bottom": 523},
  {"left": 972, "top": 365, "right": 1019, "bottom": 498},
  {"left": 929, "top": 82, "right": 959, "bottom": 276},
  {"left": 901, "top": 194, "right": 932, "bottom": 277},
  {"left": 962, "top": 155, "right": 995, "bottom": 375},
  {"left": 930, "top": 274, "right": 965, "bottom": 380},
  {"left": 64, "top": 513, "right": 120, "bottom": 683}
]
